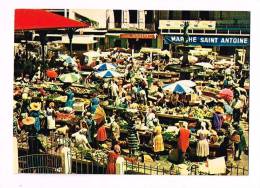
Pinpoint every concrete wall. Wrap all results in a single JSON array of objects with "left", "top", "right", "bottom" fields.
[{"left": 69, "top": 9, "right": 107, "bottom": 28}]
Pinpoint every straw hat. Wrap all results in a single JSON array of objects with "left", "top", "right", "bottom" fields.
[
  {"left": 49, "top": 102, "right": 55, "bottom": 108},
  {"left": 154, "top": 126, "right": 162, "bottom": 134},
  {"left": 23, "top": 87, "right": 29, "bottom": 93},
  {"left": 22, "top": 117, "right": 35, "bottom": 126},
  {"left": 215, "top": 106, "right": 224, "bottom": 114},
  {"left": 30, "top": 102, "right": 41, "bottom": 111},
  {"left": 125, "top": 95, "right": 132, "bottom": 101},
  {"left": 183, "top": 121, "right": 188, "bottom": 129}
]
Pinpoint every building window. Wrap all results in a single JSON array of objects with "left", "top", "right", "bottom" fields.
[
  {"left": 113, "top": 10, "right": 122, "bottom": 23},
  {"left": 113, "top": 10, "right": 122, "bottom": 28},
  {"left": 169, "top": 11, "right": 175, "bottom": 20},
  {"left": 145, "top": 10, "right": 153, "bottom": 23},
  {"left": 182, "top": 11, "right": 191, "bottom": 20},
  {"left": 129, "top": 10, "right": 138, "bottom": 23},
  {"left": 199, "top": 11, "right": 210, "bottom": 20}
]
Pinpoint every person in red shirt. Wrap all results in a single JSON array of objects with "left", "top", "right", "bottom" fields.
[
  {"left": 106, "top": 144, "right": 121, "bottom": 174},
  {"left": 177, "top": 122, "right": 191, "bottom": 164},
  {"left": 96, "top": 119, "right": 107, "bottom": 148}
]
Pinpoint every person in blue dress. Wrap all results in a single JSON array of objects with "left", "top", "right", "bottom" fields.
[
  {"left": 65, "top": 89, "right": 74, "bottom": 108},
  {"left": 90, "top": 94, "right": 100, "bottom": 113},
  {"left": 29, "top": 102, "right": 42, "bottom": 132}
]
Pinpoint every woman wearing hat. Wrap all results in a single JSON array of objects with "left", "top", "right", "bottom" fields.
[
  {"left": 153, "top": 125, "right": 164, "bottom": 160},
  {"left": 29, "top": 102, "right": 42, "bottom": 132},
  {"left": 196, "top": 122, "right": 210, "bottom": 161},
  {"left": 106, "top": 144, "right": 121, "bottom": 174},
  {"left": 46, "top": 102, "right": 56, "bottom": 134}
]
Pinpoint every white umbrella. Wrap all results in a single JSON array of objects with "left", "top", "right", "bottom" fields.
[
  {"left": 59, "top": 73, "right": 81, "bottom": 83},
  {"left": 175, "top": 80, "right": 196, "bottom": 88},
  {"left": 93, "top": 63, "right": 117, "bottom": 71},
  {"left": 180, "top": 55, "right": 198, "bottom": 63},
  {"left": 162, "top": 83, "right": 194, "bottom": 94},
  {"left": 95, "top": 70, "right": 123, "bottom": 78},
  {"left": 213, "top": 59, "right": 235, "bottom": 66},
  {"left": 195, "top": 62, "right": 214, "bottom": 69},
  {"left": 83, "top": 51, "right": 101, "bottom": 57}
]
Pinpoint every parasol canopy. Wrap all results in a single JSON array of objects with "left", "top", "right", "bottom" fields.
[
  {"left": 218, "top": 88, "right": 234, "bottom": 102},
  {"left": 180, "top": 55, "right": 198, "bottom": 63},
  {"left": 162, "top": 83, "right": 194, "bottom": 94},
  {"left": 175, "top": 80, "right": 196, "bottom": 88},
  {"left": 65, "top": 56, "right": 77, "bottom": 66},
  {"left": 83, "top": 51, "right": 102, "bottom": 57},
  {"left": 93, "top": 106, "right": 106, "bottom": 125},
  {"left": 95, "top": 70, "right": 123, "bottom": 78},
  {"left": 15, "top": 9, "right": 89, "bottom": 31},
  {"left": 59, "top": 73, "right": 81, "bottom": 83},
  {"left": 46, "top": 69, "right": 58, "bottom": 78},
  {"left": 195, "top": 62, "right": 214, "bottom": 69},
  {"left": 93, "top": 63, "right": 117, "bottom": 71}
]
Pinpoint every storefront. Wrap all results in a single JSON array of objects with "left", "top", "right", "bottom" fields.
[
  {"left": 163, "top": 34, "right": 250, "bottom": 56},
  {"left": 105, "top": 33, "right": 128, "bottom": 49},
  {"left": 120, "top": 33, "right": 157, "bottom": 51}
]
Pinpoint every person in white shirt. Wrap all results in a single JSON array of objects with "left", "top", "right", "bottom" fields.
[
  {"left": 71, "top": 128, "right": 92, "bottom": 150},
  {"left": 146, "top": 108, "right": 156, "bottom": 129},
  {"left": 111, "top": 80, "right": 119, "bottom": 99}
]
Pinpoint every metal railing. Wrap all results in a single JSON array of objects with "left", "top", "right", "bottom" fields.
[
  {"left": 18, "top": 154, "right": 62, "bottom": 173},
  {"left": 17, "top": 135, "right": 248, "bottom": 175}
]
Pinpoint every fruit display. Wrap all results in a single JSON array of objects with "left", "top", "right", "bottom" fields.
[
  {"left": 129, "top": 103, "right": 139, "bottom": 109},
  {"left": 91, "top": 150, "right": 108, "bottom": 166},
  {"left": 190, "top": 107, "right": 205, "bottom": 119},
  {"left": 56, "top": 112, "right": 75, "bottom": 121},
  {"left": 48, "top": 84, "right": 63, "bottom": 92},
  {"left": 202, "top": 87, "right": 220, "bottom": 97},
  {"left": 75, "top": 98, "right": 91, "bottom": 106},
  {"left": 163, "top": 131, "right": 178, "bottom": 142},
  {"left": 163, "top": 131, "right": 197, "bottom": 144},
  {"left": 47, "top": 94, "right": 63, "bottom": 101},
  {"left": 70, "top": 86, "right": 90, "bottom": 95},
  {"left": 100, "top": 101, "right": 109, "bottom": 107}
]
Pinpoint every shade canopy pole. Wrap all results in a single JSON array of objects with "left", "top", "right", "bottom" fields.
[
  {"left": 39, "top": 30, "right": 48, "bottom": 77},
  {"left": 67, "top": 28, "right": 77, "bottom": 56},
  {"left": 24, "top": 31, "right": 31, "bottom": 61}
]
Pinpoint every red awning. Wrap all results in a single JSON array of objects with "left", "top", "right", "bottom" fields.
[{"left": 15, "top": 9, "right": 89, "bottom": 31}]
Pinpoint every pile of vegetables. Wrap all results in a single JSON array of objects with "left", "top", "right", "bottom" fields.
[{"left": 56, "top": 112, "right": 75, "bottom": 121}]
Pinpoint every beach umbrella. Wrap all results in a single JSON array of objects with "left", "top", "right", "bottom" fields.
[
  {"left": 95, "top": 70, "right": 123, "bottom": 78},
  {"left": 175, "top": 80, "right": 196, "bottom": 88},
  {"left": 93, "top": 63, "right": 117, "bottom": 71},
  {"left": 65, "top": 56, "right": 76, "bottom": 66},
  {"left": 180, "top": 55, "right": 198, "bottom": 63},
  {"left": 46, "top": 69, "right": 58, "bottom": 79},
  {"left": 83, "top": 51, "right": 101, "bottom": 57},
  {"left": 218, "top": 88, "right": 234, "bottom": 102},
  {"left": 93, "top": 106, "right": 106, "bottom": 125},
  {"left": 195, "top": 62, "right": 214, "bottom": 69},
  {"left": 162, "top": 83, "right": 194, "bottom": 94},
  {"left": 59, "top": 73, "right": 81, "bottom": 83}
]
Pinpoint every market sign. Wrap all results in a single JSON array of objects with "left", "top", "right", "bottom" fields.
[
  {"left": 120, "top": 33, "right": 157, "bottom": 39},
  {"left": 159, "top": 20, "right": 216, "bottom": 30},
  {"left": 164, "top": 35, "right": 250, "bottom": 46}
]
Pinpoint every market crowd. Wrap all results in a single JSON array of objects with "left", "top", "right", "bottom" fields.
[{"left": 13, "top": 45, "right": 249, "bottom": 174}]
